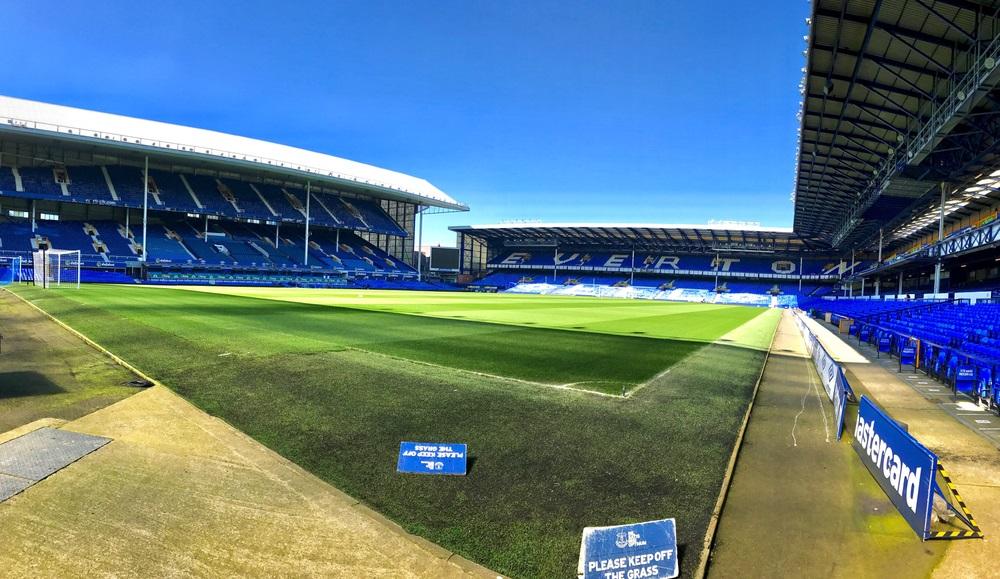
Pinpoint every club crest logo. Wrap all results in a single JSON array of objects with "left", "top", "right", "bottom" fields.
[{"left": 615, "top": 530, "right": 647, "bottom": 549}]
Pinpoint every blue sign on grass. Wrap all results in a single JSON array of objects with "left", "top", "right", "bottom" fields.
[
  {"left": 956, "top": 367, "right": 976, "bottom": 393},
  {"left": 578, "top": 518, "right": 678, "bottom": 579},
  {"left": 397, "top": 442, "right": 468, "bottom": 475},
  {"left": 852, "top": 396, "right": 937, "bottom": 538}
]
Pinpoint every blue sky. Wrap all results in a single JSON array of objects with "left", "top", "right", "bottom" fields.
[{"left": 5, "top": 0, "right": 808, "bottom": 247}]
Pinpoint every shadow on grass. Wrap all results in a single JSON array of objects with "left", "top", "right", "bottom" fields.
[{"left": 0, "top": 371, "right": 66, "bottom": 398}]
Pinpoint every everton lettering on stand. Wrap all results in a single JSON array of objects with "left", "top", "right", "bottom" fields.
[
  {"left": 578, "top": 518, "right": 679, "bottom": 579},
  {"left": 397, "top": 442, "right": 468, "bottom": 476},
  {"left": 852, "top": 397, "right": 937, "bottom": 538}
]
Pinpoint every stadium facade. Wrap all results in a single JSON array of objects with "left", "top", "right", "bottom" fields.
[
  {"left": 0, "top": 95, "right": 465, "bottom": 289},
  {"left": 451, "top": 222, "right": 855, "bottom": 307}
]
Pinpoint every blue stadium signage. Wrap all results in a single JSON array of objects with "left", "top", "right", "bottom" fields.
[
  {"left": 578, "top": 518, "right": 678, "bottom": 579},
  {"left": 878, "top": 337, "right": 891, "bottom": 352},
  {"left": 956, "top": 367, "right": 976, "bottom": 393},
  {"left": 900, "top": 346, "right": 916, "bottom": 367},
  {"left": 852, "top": 396, "right": 937, "bottom": 538},
  {"left": 396, "top": 442, "right": 468, "bottom": 476}
]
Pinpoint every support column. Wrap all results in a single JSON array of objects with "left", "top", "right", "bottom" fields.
[
  {"left": 141, "top": 156, "right": 149, "bottom": 262},
  {"left": 275, "top": 221, "right": 279, "bottom": 248},
  {"left": 933, "top": 182, "right": 946, "bottom": 295},
  {"left": 876, "top": 228, "right": 883, "bottom": 298},
  {"left": 552, "top": 245, "right": 557, "bottom": 283},
  {"left": 849, "top": 250, "right": 855, "bottom": 297},
  {"left": 630, "top": 246, "right": 635, "bottom": 286},
  {"left": 204, "top": 214, "right": 209, "bottom": 239},
  {"left": 898, "top": 271, "right": 904, "bottom": 297},
  {"left": 714, "top": 252, "right": 720, "bottom": 290},
  {"left": 798, "top": 256, "right": 803, "bottom": 292},
  {"left": 31, "top": 199, "right": 36, "bottom": 232},
  {"left": 303, "top": 182, "right": 311, "bottom": 266},
  {"left": 860, "top": 277, "right": 865, "bottom": 297},
  {"left": 125, "top": 208, "right": 129, "bottom": 234},
  {"left": 459, "top": 233, "right": 466, "bottom": 275},
  {"left": 417, "top": 205, "right": 424, "bottom": 280},
  {"left": 878, "top": 228, "right": 883, "bottom": 263}
]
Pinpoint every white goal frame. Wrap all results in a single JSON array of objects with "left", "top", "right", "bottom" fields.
[{"left": 32, "top": 249, "right": 81, "bottom": 289}]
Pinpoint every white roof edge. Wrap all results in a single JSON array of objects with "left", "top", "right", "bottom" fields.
[
  {"left": 0, "top": 95, "right": 465, "bottom": 210},
  {"left": 453, "top": 222, "right": 795, "bottom": 233}
]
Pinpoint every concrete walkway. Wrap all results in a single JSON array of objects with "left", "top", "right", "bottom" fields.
[
  {"left": 0, "top": 387, "right": 497, "bottom": 577},
  {"left": 709, "top": 311, "right": 945, "bottom": 578}
]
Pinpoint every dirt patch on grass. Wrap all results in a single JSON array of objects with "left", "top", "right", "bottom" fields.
[{"left": 0, "top": 289, "right": 139, "bottom": 432}]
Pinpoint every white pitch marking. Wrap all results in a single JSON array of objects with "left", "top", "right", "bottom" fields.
[{"left": 976, "top": 419, "right": 992, "bottom": 424}]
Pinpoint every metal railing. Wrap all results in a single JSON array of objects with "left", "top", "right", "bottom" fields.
[{"left": 830, "top": 34, "right": 1000, "bottom": 247}]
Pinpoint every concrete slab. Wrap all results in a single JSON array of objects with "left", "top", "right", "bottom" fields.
[
  {"left": 0, "top": 427, "right": 109, "bottom": 482},
  {"left": 0, "top": 473, "right": 32, "bottom": 502}
]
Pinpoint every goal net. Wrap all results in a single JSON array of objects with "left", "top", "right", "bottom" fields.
[
  {"left": 32, "top": 249, "right": 81, "bottom": 289},
  {"left": 0, "top": 256, "right": 22, "bottom": 286}
]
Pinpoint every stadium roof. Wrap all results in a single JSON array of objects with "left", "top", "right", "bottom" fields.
[
  {"left": 794, "top": 0, "right": 1000, "bottom": 251},
  {"left": 0, "top": 95, "right": 466, "bottom": 211},
  {"left": 450, "top": 222, "right": 825, "bottom": 253}
]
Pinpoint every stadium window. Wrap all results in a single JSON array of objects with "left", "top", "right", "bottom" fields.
[
  {"left": 8, "top": 210, "right": 28, "bottom": 218},
  {"left": 39, "top": 212, "right": 60, "bottom": 221}
]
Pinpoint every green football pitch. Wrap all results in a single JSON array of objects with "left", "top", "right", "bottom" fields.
[{"left": 11, "top": 285, "right": 779, "bottom": 578}]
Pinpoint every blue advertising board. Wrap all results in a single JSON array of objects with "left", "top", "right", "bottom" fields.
[
  {"left": 397, "top": 442, "right": 468, "bottom": 476},
  {"left": 878, "top": 337, "right": 891, "bottom": 352},
  {"left": 956, "top": 367, "right": 976, "bottom": 393},
  {"left": 852, "top": 396, "right": 938, "bottom": 538},
  {"left": 900, "top": 346, "right": 916, "bottom": 367},
  {"left": 834, "top": 371, "right": 848, "bottom": 441},
  {"left": 860, "top": 326, "right": 872, "bottom": 341},
  {"left": 578, "top": 518, "right": 678, "bottom": 579},
  {"left": 793, "top": 311, "right": 851, "bottom": 440}
]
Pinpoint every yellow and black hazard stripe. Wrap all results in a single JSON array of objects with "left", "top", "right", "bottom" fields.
[
  {"left": 927, "top": 464, "right": 983, "bottom": 540},
  {"left": 928, "top": 530, "right": 982, "bottom": 539}
]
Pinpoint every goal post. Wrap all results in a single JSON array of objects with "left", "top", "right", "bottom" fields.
[{"left": 32, "top": 249, "right": 81, "bottom": 289}]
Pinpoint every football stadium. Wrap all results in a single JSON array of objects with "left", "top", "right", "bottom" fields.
[{"left": 4, "top": 1, "right": 1000, "bottom": 578}]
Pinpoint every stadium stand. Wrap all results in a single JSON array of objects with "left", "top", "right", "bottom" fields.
[
  {"left": 2, "top": 164, "right": 411, "bottom": 237},
  {"left": 805, "top": 297, "right": 1000, "bottom": 415},
  {"left": 0, "top": 214, "right": 420, "bottom": 285}
]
